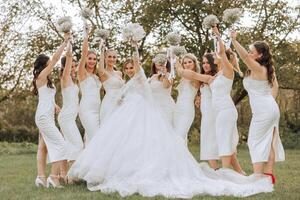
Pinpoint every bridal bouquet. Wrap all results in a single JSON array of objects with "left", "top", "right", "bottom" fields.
[
  {"left": 202, "top": 14, "right": 220, "bottom": 29},
  {"left": 172, "top": 46, "right": 187, "bottom": 57},
  {"left": 165, "top": 31, "right": 183, "bottom": 79},
  {"left": 166, "top": 32, "right": 181, "bottom": 46},
  {"left": 57, "top": 16, "right": 73, "bottom": 33},
  {"left": 223, "top": 8, "right": 243, "bottom": 48},
  {"left": 80, "top": 7, "right": 93, "bottom": 37},
  {"left": 122, "top": 23, "right": 146, "bottom": 42},
  {"left": 80, "top": 7, "right": 93, "bottom": 19},
  {"left": 223, "top": 8, "right": 243, "bottom": 25},
  {"left": 94, "top": 29, "right": 110, "bottom": 41},
  {"left": 153, "top": 53, "right": 167, "bottom": 65}
]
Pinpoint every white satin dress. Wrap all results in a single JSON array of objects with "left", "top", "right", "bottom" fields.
[
  {"left": 35, "top": 85, "right": 67, "bottom": 163},
  {"left": 243, "top": 77, "right": 285, "bottom": 163},
  {"left": 200, "top": 84, "right": 219, "bottom": 160},
  {"left": 210, "top": 74, "right": 239, "bottom": 156},
  {"left": 58, "top": 83, "right": 83, "bottom": 161},
  {"left": 173, "top": 79, "right": 198, "bottom": 142},
  {"left": 79, "top": 75, "right": 101, "bottom": 142}
]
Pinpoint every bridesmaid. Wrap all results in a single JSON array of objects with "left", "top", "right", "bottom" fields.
[
  {"left": 58, "top": 42, "right": 84, "bottom": 180},
  {"left": 175, "top": 37, "right": 244, "bottom": 174},
  {"left": 98, "top": 41, "right": 125, "bottom": 122},
  {"left": 33, "top": 33, "right": 69, "bottom": 188},
  {"left": 209, "top": 26, "right": 244, "bottom": 174},
  {"left": 148, "top": 54, "right": 175, "bottom": 127},
  {"left": 230, "top": 29, "right": 285, "bottom": 183},
  {"left": 199, "top": 53, "right": 219, "bottom": 169},
  {"left": 78, "top": 26, "right": 101, "bottom": 143},
  {"left": 36, "top": 106, "right": 60, "bottom": 187},
  {"left": 173, "top": 53, "right": 200, "bottom": 143}
]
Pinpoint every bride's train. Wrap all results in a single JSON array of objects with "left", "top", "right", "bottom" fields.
[{"left": 68, "top": 69, "right": 273, "bottom": 198}]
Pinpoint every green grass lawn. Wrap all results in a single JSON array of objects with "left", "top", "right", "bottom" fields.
[{"left": 0, "top": 142, "right": 299, "bottom": 200}]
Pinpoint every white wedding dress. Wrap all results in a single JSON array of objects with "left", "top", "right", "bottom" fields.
[
  {"left": 149, "top": 76, "right": 175, "bottom": 126},
  {"left": 68, "top": 68, "right": 273, "bottom": 198}
]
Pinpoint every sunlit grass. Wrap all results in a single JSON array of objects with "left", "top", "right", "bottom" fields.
[{"left": 0, "top": 142, "right": 298, "bottom": 200}]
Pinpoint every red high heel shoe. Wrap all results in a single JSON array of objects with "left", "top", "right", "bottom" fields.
[{"left": 264, "top": 173, "right": 276, "bottom": 184}]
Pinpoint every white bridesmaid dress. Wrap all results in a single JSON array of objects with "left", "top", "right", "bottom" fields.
[
  {"left": 100, "top": 73, "right": 125, "bottom": 122},
  {"left": 58, "top": 83, "right": 83, "bottom": 161},
  {"left": 35, "top": 85, "right": 66, "bottom": 163},
  {"left": 200, "top": 84, "right": 219, "bottom": 160},
  {"left": 210, "top": 74, "right": 239, "bottom": 156},
  {"left": 243, "top": 77, "right": 285, "bottom": 163},
  {"left": 79, "top": 74, "right": 102, "bottom": 142},
  {"left": 173, "top": 79, "right": 198, "bottom": 141},
  {"left": 149, "top": 77, "right": 175, "bottom": 126},
  {"left": 68, "top": 68, "right": 273, "bottom": 198}
]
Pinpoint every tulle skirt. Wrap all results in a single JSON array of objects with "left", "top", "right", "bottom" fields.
[{"left": 68, "top": 93, "right": 273, "bottom": 198}]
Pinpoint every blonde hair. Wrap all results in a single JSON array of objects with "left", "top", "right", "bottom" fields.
[
  {"left": 181, "top": 53, "right": 200, "bottom": 73},
  {"left": 104, "top": 49, "right": 118, "bottom": 69},
  {"left": 122, "top": 58, "right": 134, "bottom": 79},
  {"left": 105, "top": 49, "right": 118, "bottom": 56},
  {"left": 86, "top": 50, "right": 97, "bottom": 74}
]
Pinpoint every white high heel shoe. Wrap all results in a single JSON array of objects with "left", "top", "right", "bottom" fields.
[
  {"left": 46, "top": 175, "right": 64, "bottom": 188},
  {"left": 35, "top": 176, "right": 47, "bottom": 187}
]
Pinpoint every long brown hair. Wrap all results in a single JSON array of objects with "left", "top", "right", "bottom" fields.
[
  {"left": 247, "top": 41, "right": 275, "bottom": 86},
  {"left": 60, "top": 56, "right": 77, "bottom": 83},
  {"left": 32, "top": 54, "right": 53, "bottom": 95},
  {"left": 201, "top": 53, "right": 218, "bottom": 76},
  {"left": 151, "top": 61, "right": 171, "bottom": 76},
  {"left": 60, "top": 56, "right": 67, "bottom": 78}
]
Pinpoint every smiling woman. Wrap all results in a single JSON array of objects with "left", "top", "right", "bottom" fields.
[
  {"left": 173, "top": 53, "right": 200, "bottom": 143},
  {"left": 33, "top": 33, "right": 70, "bottom": 188},
  {"left": 77, "top": 25, "right": 102, "bottom": 143},
  {"left": 231, "top": 29, "right": 285, "bottom": 183},
  {"left": 98, "top": 47, "right": 125, "bottom": 122}
]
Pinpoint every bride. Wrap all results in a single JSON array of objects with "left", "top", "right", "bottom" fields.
[{"left": 68, "top": 42, "right": 273, "bottom": 198}]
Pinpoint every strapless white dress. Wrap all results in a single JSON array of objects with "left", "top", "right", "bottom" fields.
[
  {"left": 210, "top": 74, "right": 239, "bottom": 156},
  {"left": 173, "top": 79, "right": 197, "bottom": 142},
  {"left": 243, "top": 77, "right": 285, "bottom": 163},
  {"left": 200, "top": 85, "right": 218, "bottom": 160},
  {"left": 100, "top": 73, "right": 125, "bottom": 122},
  {"left": 149, "top": 77, "right": 175, "bottom": 126},
  {"left": 35, "top": 85, "right": 66, "bottom": 163},
  {"left": 58, "top": 83, "right": 83, "bottom": 161},
  {"left": 79, "top": 75, "right": 101, "bottom": 142}
]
